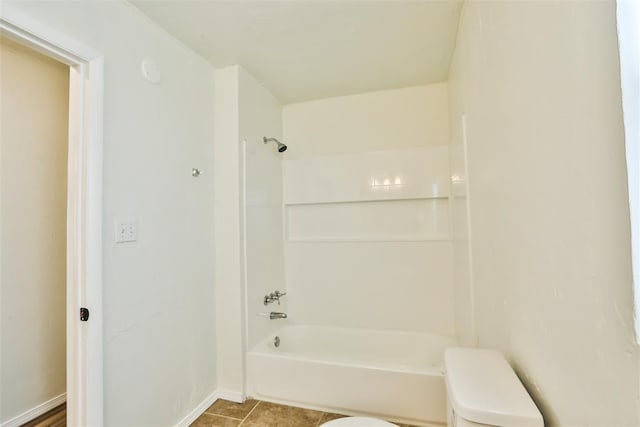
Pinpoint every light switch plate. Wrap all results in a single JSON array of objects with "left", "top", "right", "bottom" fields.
[{"left": 115, "top": 218, "right": 137, "bottom": 243}]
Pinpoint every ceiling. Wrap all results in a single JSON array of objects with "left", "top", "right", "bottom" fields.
[{"left": 131, "top": 0, "right": 463, "bottom": 103}]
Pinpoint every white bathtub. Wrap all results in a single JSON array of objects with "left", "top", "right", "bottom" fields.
[{"left": 246, "top": 325, "right": 457, "bottom": 426}]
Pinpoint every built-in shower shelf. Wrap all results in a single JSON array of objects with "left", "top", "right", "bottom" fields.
[
  {"left": 285, "top": 237, "right": 451, "bottom": 243},
  {"left": 284, "top": 196, "right": 450, "bottom": 242},
  {"left": 283, "top": 195, "right": 449, "bottom": 206}
]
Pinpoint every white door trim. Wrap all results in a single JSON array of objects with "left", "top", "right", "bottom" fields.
[{"left": 1, "top": 6, "right": 104, "bottom": 426}]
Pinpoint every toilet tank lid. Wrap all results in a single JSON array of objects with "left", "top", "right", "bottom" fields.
[{"left": 444, "top": 348, "right": 543, "bottom": 427}]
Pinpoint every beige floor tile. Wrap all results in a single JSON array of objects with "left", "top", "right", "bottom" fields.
[
  {"left": 241, "top": 401, "right": 323, "bottom": 427},
  {"left": 204, "top": 399, "right": 259, "bottom": 419},
  {"left": 191, "top": 413, "right": 241, "bottom": 427}
]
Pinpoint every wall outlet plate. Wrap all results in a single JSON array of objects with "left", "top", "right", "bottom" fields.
[{"left": 115, "top": 218, "right": 137, "bottom": 243}]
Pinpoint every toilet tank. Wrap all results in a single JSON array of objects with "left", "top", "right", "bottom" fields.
[{"left": 443, "top": 348, "right": 543, "bottom": 427}]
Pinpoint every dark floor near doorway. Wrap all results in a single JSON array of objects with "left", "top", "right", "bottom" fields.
[{"left": 20, "top": 403, "right": 66, "bottom": 427}]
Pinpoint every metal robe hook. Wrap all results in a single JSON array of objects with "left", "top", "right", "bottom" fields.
[{"left": 191, "top": 168, "right": 202, "bottom": 177}]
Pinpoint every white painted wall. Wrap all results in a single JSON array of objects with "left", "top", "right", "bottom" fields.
[
  {"left": 616, "top": 0, "right": 640, "bottom": 344},
  {"left": 0, "top": 37, "right": 68, "bottom": 424},
  {"left": 213, "top": 66, "right": 244, "bottom": 400},
  {"left": 239, "top": 68, "right": 286, "bottom": 350},
  {"left": 2, "top": 2, "right": 217, "bottom": 425},
  {"left": 283, "top": 84, "right": 449, "bottom": 158},
  {"left": 282, "top": 86, "right": 455, "bottom": 336},
  {"left": 448, "top": 113, "right": 475, "bottom": 346},
  {"left": 449, "top": 1, "right": 640, "bottom": 425}
]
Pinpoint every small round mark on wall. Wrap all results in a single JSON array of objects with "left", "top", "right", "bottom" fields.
[{"left": 141, "top": 58, "right": 162, "bottom": 84}]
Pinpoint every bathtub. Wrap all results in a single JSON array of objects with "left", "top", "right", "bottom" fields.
[{"left": 246, "top": 324, "right": 457, "bottom": 426}]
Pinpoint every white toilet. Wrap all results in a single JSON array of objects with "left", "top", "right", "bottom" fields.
[
  {"left": 320, "top": 417, "right": 397, "bottom": 426},
  {"left": 443, "top": 347, "right": 544, "bottom": 427}
]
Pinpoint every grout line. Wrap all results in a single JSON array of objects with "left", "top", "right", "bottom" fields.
[
  {"left": 237, "top": 400, "right": 262, "bottom": 426},
  {"left": 204, "top": 413, "right": 244, "bottom": 421},
  {"left": 315, "top": 412, "right": 327, "bottom": 427}
]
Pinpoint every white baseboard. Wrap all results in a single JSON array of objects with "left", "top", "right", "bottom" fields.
[
  {"left": 174, "top": 388, "right": 246, "bottom": 427},
  {"left": 216, "top": 389, "right": 244, "bottom": 403},
  {"left": 1, "top": 393, "right": 66, "bottom": 427},
  {"left": 175, "top": 391, "right": 219, "bottom": 427}
]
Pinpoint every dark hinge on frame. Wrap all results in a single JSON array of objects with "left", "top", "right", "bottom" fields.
[{"left": 80, "top": 307, "right": 90, "bottom": 322}]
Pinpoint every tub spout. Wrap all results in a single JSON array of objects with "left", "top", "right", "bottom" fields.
[{"left": 270, "top": 312, "right": 287, "bottom": 320}]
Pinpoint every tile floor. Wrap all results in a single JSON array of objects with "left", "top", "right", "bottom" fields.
[{"left": 190, "top": 399, "right": 419, "bottom": 427}]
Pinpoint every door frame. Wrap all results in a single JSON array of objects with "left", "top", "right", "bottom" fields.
[{"left": 1, "top": 6, "right": 104, "bottom": 426}]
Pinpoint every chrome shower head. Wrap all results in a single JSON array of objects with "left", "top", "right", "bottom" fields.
[{"left": 263, "top": 137, "right": 287, "bottom": 153}]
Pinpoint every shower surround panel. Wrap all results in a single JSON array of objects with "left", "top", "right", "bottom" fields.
[{"left": 282, "top": 146, "right": 455, "bottom": 335}]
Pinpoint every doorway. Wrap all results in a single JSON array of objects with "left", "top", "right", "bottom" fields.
[
  {"left": 0, "top": 9, "right": 104, "bottom": 426},
  {"left": 0, "top": 36, "right": 69, "bottom": 426}
]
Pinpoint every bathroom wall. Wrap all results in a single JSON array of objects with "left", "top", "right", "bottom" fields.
[
  {"left": 282, "top": 85, "right": 456, "bottom": 336},
  {"left": 283, "top": 83, "right": 449, "bottom": 158},
  {"left": 449, "top": 1, "right": 640, "bottom": 425},
  {"left": 214, "top": 65, "right": 285, "bottom": 398},
  {"left": 2, "top": 2, "right": 217, "bottom": 426},
  {"left": 448, "top": 112, "right": 475, "bottom": 346},
  {"left": 0, "top": 37, "right": 68, "bottom": 424},
  {"left": 213, "top": 66, "right": 244, "bottom": 399}
]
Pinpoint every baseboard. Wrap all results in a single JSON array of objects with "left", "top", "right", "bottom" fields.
[
  {"left": 0, "top": 393, "right": 66, "bottom": 427},
  {"left": 175, "top": 391, "right": 219, "bottom": 427},
  {"left": 216, "top": 389, "right": 244, "bottom": 403},
  {"left": 174, "top": 388, "right": 246, "bottom": 427}
]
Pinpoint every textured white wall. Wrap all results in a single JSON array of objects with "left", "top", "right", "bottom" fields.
[
  {"left": 283, "top": 84, "right": 449, "bottom": 158},
  {"left": 616, "top": 0, "right": 640, "bottom": 344},
  {"left": 213, "top": 66, "right": 244, "bottom": 398},
  {"left": 449, "top": 1, "right": 640, "bottom": 425},
  {"left": 3, "top": 2, "right": 217, "bottom": 425},
  {"left": 448, "top": 112, "right": 475, "bottom": 346},
  {"left": 0, "top": 38, "right": 69, "bottom": 424}
]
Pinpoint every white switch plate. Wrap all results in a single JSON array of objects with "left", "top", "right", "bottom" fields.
[{"left": 115, "top": 218, "right": 137, "bottom": 243}]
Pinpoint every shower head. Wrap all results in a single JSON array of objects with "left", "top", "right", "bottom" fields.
[{"left": 263, "top": 137, "right": 287, "bottom": 153}]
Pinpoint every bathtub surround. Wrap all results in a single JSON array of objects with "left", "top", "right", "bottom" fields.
[
  {"left": 448, "top": 1, "right": 640, "bottom": 425},
  {"left": 282, "top": 148, "right": 454, "bottom": 335},
  {"left": 281, "top": 86, "right": 456, "bottom": 337},
  {"left": 238, "top": 84, "right": 459, "bottom": 425},
  {"left": 2, "top": 2, "right": 217, "bottom": 425}
]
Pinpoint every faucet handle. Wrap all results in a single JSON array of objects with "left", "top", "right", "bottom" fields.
[{"left": 274, "top": 290, "right": 286, "bottom": 305}]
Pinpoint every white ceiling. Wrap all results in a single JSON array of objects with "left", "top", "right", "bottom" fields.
[{"left": 131, "top": 0, "right": 463, "bottom": 103}]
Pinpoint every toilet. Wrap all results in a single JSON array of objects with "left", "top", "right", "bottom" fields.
[
  {"left": 443, "top": 347, "right": 544, "bottom": 427},
  {"left": 320, "top": 417, "right": 397, "bottom": 426}
]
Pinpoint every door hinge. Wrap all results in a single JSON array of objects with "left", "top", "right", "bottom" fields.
[{"left": 80, "top": 307, "right": 90, "bottom": 322}]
